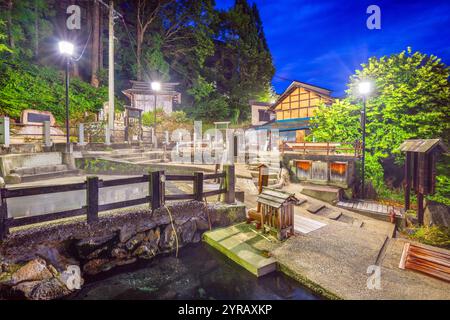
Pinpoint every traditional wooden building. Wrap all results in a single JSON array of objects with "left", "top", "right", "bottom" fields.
[
  {"left": 122, "top": 81, "right": 181, "bottom": 115},
  {"left": 254, "top": 81, "right": 333, "bottom": 142}
]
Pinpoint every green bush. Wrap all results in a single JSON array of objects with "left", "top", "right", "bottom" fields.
[
  {"left": 409, "top": 225, "right": 450, "bottom": 249},
  {"left": 0, "top": 60, "right": 115, "bottom": 125}
]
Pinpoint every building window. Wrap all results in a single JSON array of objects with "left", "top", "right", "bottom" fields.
[{"left": 259, "top": 110, "right": 270, "bottom": 122}]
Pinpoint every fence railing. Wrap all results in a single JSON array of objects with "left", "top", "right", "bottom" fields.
[
  {"left": 281, "top": 141, "right": 362, "bottom": 157},
  {"left": 0, "top": 166, "right": 235, "bottom": 240}
]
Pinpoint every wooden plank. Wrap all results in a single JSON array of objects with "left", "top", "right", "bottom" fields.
[
  {"left": 204, "top": 173, "right": 225, "bottom": 180},
  {"left": 101, "top": 176, "right": 147, "bottom": 187},
  {"left": 5, "top": 182, "right": 86, "bottom": 198},
  {"left": 203, "top": 189, "right": 227, "bottom": 197},
  {"left": 7, "top": 207, "right": 86, "bottom": 228},
  {"left": 165, "top": 175, "right": 194, "bottom": 181},
  {"left": 98, "top": 197, "right": 149, "bottom": 212},
  {"left": 165, "top": 194, "right": 195, "bottom": 201}
]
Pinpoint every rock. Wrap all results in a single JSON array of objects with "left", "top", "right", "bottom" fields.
[
  {"left": 180, "top": 220, "right": 196, "bottom": 244},
  {"left": 133, "top": 245, "right": 157, "bottom": 259},
  {"left": 136, "top": 220, "right": 157, "bottom": 233},
  {"left": 59, "top": 265, "right": 83, "bottom": 290},
  {"left": 27, "top": 278, "right": 71, "bottom": 300},
  {"left": 34, "top": 246, "right": 78, "bottom": 272},
  {"left": 11, "top": 258, "right": 53, "bottom": 285},
  {"left": 111, "top": 248, "right": 128, "bottom": 260},
  {"left": 12, "top": 281, "right": 41, "bottom": 298},
  {"left": 86, "top": 246, "right": 109, "bottom": 260},
  {"left": 75, "top": 234, "right": 117, "bottom": 259},
  {"left": 193, "top": 217, "right": 210, "bottom": 231},
  {"left": 5, "top": 174, "right": 21, "bottom": 184},
  {"left": 125, "top": 233, "right": 146, "bottom": 251},
  {"left": 160, "top": 224, "right": 177, "bottom": 250},
  {"left": 120, "top": 224, "right": 137, "bottom": 243},
  {"left": 424, "top": 200, "right": 450, "bottom": 228},
  {"left": 192, "top": 232, "right": 201, "bottom": 243},
  {"left": 115, "top": 258, "right": 137, "bottom": 266},
  {"left": 82, "top": 258, "right": 111, "bottom": 276},
  {"left": 145, "top": 228, "right": 160, "bottom": 247},
  {"left": 175, "top": 216, "right": 190, "bottom": 225}
]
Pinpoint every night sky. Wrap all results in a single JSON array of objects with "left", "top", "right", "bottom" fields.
[{"left": 216, "top": 0, "right": 450, "bottom": 97}]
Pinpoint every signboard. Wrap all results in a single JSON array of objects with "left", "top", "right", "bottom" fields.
[{"left": 27, "top": 112, "right": 51, "bottom": 123}]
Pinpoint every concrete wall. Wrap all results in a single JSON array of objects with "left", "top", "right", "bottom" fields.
[{"left": 0, "top": 152, "right": 62, "bottom": 177}]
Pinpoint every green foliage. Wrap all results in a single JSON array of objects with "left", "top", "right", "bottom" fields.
[
  {"left": 409, "top": 225, "right": 450, "bottom": 249},
  {"left": 142, "top": 108, "right": 164, "bottom": 127},
  {"left": 0, "top": 60, "right": 109, "bottom": 124},
  {"left": 427, "top": 156, "right": 450, "bottom": 206},
  {"left": 310, "top": 48, "right": 450, "bottom": 197}
]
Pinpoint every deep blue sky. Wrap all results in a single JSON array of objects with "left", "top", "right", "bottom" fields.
[{"left": 216, "top": 0, "right": 450, "bottom": 97}]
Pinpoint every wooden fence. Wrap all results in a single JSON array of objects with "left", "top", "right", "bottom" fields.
[
  {"left": 0, "top": 165, "right": 235, "bottom": 240},
  {"left": 281, "top": 141, "right": 362, "bottom": 157}
]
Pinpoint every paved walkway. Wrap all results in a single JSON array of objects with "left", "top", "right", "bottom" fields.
[{"left": 238, "top": 182, "right": 450, "bottom": 300}]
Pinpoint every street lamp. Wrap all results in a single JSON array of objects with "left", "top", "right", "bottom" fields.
[
  {"left": 58, "top": 41, "right": 74, "bottom": 151},
  {"left": 357, "top": 80, "right": 373, "bottom": 198},
  {"left": 151, "top": 82, "right": 161, "bottom": 143}
]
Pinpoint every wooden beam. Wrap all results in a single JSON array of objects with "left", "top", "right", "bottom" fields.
[
  {"left": 405, "top": 152, "right": 412, "bottom": 211},
  {"left": 86, "top": 176, "right": 99, "bottom": 224}
]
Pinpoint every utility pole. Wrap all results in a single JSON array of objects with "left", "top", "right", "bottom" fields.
[{"left": 107, "top": 0, "right": 115, "bottom": 145}]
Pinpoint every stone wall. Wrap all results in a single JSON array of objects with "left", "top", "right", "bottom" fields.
[{"left": 0, "top": 201, "right": 245, "bottom": 300}]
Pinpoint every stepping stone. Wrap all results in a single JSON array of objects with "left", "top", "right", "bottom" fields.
[
  {"left": 327, "top": 211, "right": 342, "bottom": 220},
  {"left": 307, "top": 203, "right": 325, "bottom": 214},
  {"left": 296, "top": 198, "right": 307, "bottom": 206},
  {"left": 352, "top": 220, "right": 364, "bottom": 228}
]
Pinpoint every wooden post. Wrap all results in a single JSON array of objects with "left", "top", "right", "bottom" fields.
[
  {"left": 150, "top": 171, "right": 162, "bottom": 211},
  {"left": 86, "top": 176, "right": 99, "bottom": 224},
  {"left": 194, "top": 172, "right": 204, "bottom": 201},
  {"left": 257, "top": 164, "right": 269, "bottom": 213},
  {"left": 224, "top": 164, "right": 235, "bottom": 204},
  {"left": 404, "top": 152, "right": 411, "bottom": 211},
  {"left": 417, "top": 192, "right": 424, "bottom": 225},
  {"left": 0, "top": 188, "right": 8, "bottom": 240}
]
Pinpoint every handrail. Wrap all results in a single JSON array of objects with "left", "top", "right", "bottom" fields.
[{"left": 0, "top": 168, "right": 234, "bottom": 240}]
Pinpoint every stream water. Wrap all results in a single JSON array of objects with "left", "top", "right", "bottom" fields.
[{"left": 70, "top": 243, "right": 321, "bottom": 300}]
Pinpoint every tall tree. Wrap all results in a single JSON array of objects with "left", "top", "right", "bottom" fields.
[
  {"left": 310, "top": 48, "right": 450, "bottom": 192},
  {"left": 90, "top": 0, "right": 100, "bottom": 87}
]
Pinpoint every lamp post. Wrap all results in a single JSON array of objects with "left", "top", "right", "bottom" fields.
[
  {"left": 151, "top": 81, "right": 161, "bottom": 143},
  {"left": 357, "top": 81, "right": 372, "bottom": 198},
  {"left": 58, "top": 41, "right": 74, "bottom": 151}
]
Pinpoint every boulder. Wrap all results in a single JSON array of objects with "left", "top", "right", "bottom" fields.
[
  {"left": 82, "top": 258, "right": 111, "bottom": 276},
  {"left": 111, "top": 248, "right": 128, "bottom": 260},
  {"left": 424, "top": 200, "right": 450, "bottom": 228},
  {"left": 120, "top": 224, "right": 137, "bottom": 243},
  {"left": 133, "top": 245, "right": 157, "bottom": 259},
  {"left": 10, "top": 258, "right": 53, "bottom": 285},
  {"left": 25, "top": 278, "right": 70, "bottom": 300},
  {"left": 75, "top": 234, "right": 117, "bottom": 259},
  {"left": 160, "top": 224, "right": 177, "bottom": 250},
  {"left": 125, "top": 233, "right": 146, "bottom": 251},
  {"left": 179, "top": 220, "right": 196, "bottom": 244},
  {"left": 145, "top": 228, "right": 161, "bottom": 247},
  {"left": 193, "top": 217, "right": 210, "bottom": 231}
]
